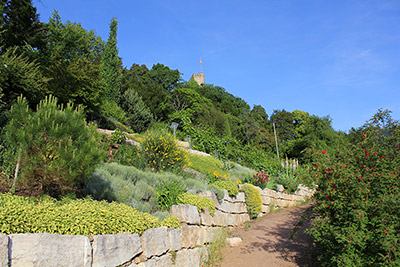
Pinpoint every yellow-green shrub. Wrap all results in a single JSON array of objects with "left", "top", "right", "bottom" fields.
[
  {"left": 161, "top": 215, "right": 180, "bottom": 229},
  {"left": 0, "top": 193, "right": 178, "bottom": 235},
  {"left": 241, "top": 183, "right": 262, "bottom": 219},
  {"left": 212, "top": 180, "right": 238, "bottom": 196},
  {"left": 177, "top": 192, "right": 215, "bottom": 216},
  {"left": 142, "top": 131, "right": 189, "bottom": 172}
]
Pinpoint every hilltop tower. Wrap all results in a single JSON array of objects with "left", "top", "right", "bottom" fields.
[{"left": 190, "top": 72, "right": 205, "bottom": 86}]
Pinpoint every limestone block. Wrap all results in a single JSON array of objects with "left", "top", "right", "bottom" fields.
[
  {"left": 261, "top": 195, "right": 271, "bottom": 205},
  {"left": 216, "top": 200, "right": 231, "bottom": 213},
  {"left": 241, "top": 213, "right": 250, "bottom": 223},
  {"left": 188, "top": 247, "right": 202, "bottom": 267},
  {"left": 276, "top": 184, "right": 285, "bottom": 192},
  {"left": 170, "top": 204, "right": 200, "bottom": 225},
  {"left": 92, "top": 233, "right": 142, "bottom": 267},
  {"left": 222, "top": 190, "right": 232, "bottom": 202},
  {"left": 197, "top": 191, "right": 219, "bottom": 206},
  {"left": 174, "top": 249, "right": 189, "bottom": 267},
  {"left": 156, "top": 253, "right": 173, "bottom": 267},
  {"left": 138, "top": 259, "right": 156, "bottom": 267},
  {"left": 226, "top": 237, "right": 242, "bottom": 247},
  {"left": 227, "top": 212, "right": 236, "bottom": 226},
  {"left": 9, "top": 233, "right": 91, "bottom": 267},
  {"left": 197, "top": 227, "right": 207, "bottom": 246},
  {"left": 0, "top": 234, "right": 8, "bottom": 267},
  {"left": 168, "top": 228, "right": 181, "bottom": 251},
  {"left": 276, "top": 199, "right": 285, "bottom": 207},
  {"left": 213, "top": 210, "right": 228, "bottom": 226},
  {"left": 141, "top": 227, "right": 169, "bottom": 258},
  {"left": 261, "top": 204, "right": 270, "bottom": 214},
  {"left": 276, "top": 192, "right": 283, "bottom": 200},
  {"left": 263, "top": 188, "right": 275, "bottom": 197},
  {"left": 205, "top": 227, "right": 222, "bottom": 243},
  {"left": 233, "top": 192, "right": 246, "bottom": 202},
  {"left": 230, "top": 202, "right": 247, "bottom": 214},
  {"left": 180, "top": 225, "right": 200, "bottom": 248},
  {"left": 200, "top": 208, "right": 213, "bottom": 226}
]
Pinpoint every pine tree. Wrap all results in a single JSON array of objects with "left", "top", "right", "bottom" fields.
[
  {"left": 122, "top": 88, "right": 154, "bottom": 133},
  {"left": 100, "top": 17, "right": 123, "bottom": 103}
]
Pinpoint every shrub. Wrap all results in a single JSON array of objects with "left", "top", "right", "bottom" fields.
[
  {"left": 177, "top": 192, "right": 216, "bottom": 216},
  {"left": 100, "top": 100, "right": 128, "bottom": 124},
  {"left": 142, "top": 131, "right": 189, "bottom": 172},
  {"left": 241, "top": 183, "right": 262, "bottom": 219},
  {"left": 112, "top": 142, "right": 144, "bottom": 168},
  {"left": 243, "top": 169, "right": 269, "bottom": 189},
  {"left": 4, "top": 95, "right": 103, "bottom": 197},
  {"left": 161, "top": 215, "right": 181, "bottom": 229},
  {"left": 0, "top": 193, "right": 178, "bottom": 235},
  {"left": 156, "top": 179, "right": 186, "bottom": 211},
  {"left": 304, "top": 109, "right": 400, "bottom": 266},
  {"left": 188, "top": 154, "right": 237, "bottom": 183},
  {"left": 212, "top": 180, "right": 238, "bottom": 196}
]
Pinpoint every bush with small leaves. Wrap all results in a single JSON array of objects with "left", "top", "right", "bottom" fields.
[
  {"left": 177, "top": 192, "right": 216, "bottom": 216},
  {"left": 212, "top": 180, "right": 238, "bottom": 196},
  {"left": 241, "top": 183, "right": 262, "bottom": 219}
]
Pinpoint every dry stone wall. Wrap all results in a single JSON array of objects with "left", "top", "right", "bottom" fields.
[{"left": 0, "top": 184, "right": 313, "bottom": 267}]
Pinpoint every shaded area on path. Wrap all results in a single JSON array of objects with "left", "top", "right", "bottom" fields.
[{"left": 221, "top": 203, "right": 315, "bottom": 267}]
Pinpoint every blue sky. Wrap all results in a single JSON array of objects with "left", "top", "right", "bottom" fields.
[{"left": 34, "top": 0, "right": 400, "bottom": 132}]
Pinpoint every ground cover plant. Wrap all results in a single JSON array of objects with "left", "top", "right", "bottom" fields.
[
  {"left": 0, "top": 193, "right": 179, "bottom": 235},
  {"left": 305, "top": 110, "right": 400, "bottom": 266},
  {"left": 241, "top": 183, "right": 262, "bottom": 219}
]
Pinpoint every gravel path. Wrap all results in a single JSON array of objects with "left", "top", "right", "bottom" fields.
[{"left": 221, "top": 203, "right": 315, "bottom": 267}]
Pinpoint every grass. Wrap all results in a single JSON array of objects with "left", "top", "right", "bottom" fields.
[{"left": 202, "top": 228, "right": 228, "bottom": 267}]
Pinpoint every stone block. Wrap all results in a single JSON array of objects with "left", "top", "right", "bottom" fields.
[
  {"left": 204, "top": 227, "right": 221, "bottom": 243},
  {"left": 138, "top": 259, "right": 156, "bottom": 267},
  {"left": 200, "top": 208, "right": 213, "bottom": 226},
  {"left": 261, "top": 204, "right": 270, "bottom": 214},
  {"left": 263, "top": 188, "right": 275, "bottom": 197},
  {"left": 174, "top": 249, "right": 189, "bottom": 267},
  {"left": 226, "top": 237, "right": 242, "bottom": 247},
  {"left": 222, "top": 190, "right": 232, "bottom": 202},
  {"left": 213, "top": 210, "right": 228, "bottom": 226},
  {"left": 197, "top": 191, "right": 219, "bottom": 206},
  {"left": 9, "top": 233, "right": 91, "bottom": 267},
  {"left": 174, "top": 248, "right": 202, "bottom": 267},
  {"left": 230, "top": 202, "right": 247, "bottom": 214},
  {"left": 216, "top": 200, "right": 231, "bottom": 213},
  {"left": 170, "top": 204, "right": 200, "bottom": 225},
  {"left": 180, "top": 225, "right": 200, "bottom": 248},
  {"left": 261, "top": 195, "right": 271, "bottom": 205},
  {"left": 276, "top": 184, "right": 285, "bottom": 192},
  {"left": 92, "top": 233, "right": 142, "bottom": 267},
  {"left": 141, "top": 227, "right": 169, "bottom": 258},
  {"left": 233, "top": 192, "right": 246, "bottom": 202},
  {"left": 0, "top": 234, "right": 8, "bottom": 267},
  {"left": 168, "top": 228, "right": 181, "bottom": 251},
  {"left": 156, "top": 253, "right": 173, "bottom": 267},
  {"left": 197, "top": 227, "right": 207, "bottom": 246}
]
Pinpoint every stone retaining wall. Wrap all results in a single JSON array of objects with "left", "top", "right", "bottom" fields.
[{"left": 0, "top": 185, "right": 313, "bottom": 267}]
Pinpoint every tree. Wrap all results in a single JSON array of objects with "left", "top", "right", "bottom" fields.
[
  {"left": 0, "top": 47, "right": 48, "bottom": 112},
  {"left": 121, "top": 88, "right": 154, "bottom": 133},
  {"left": 4, "top": 95, "right": 103, "bottom": 197},
  {"left": 0, "top": 0, "right": 46, "bottom": 54},
  {"left": 100, "top": 17, "right": 123, "bottom": 103},
  {"left": 270, "top": 109, "right": 295, "bottom": 143},
  {"left": 42, "top": 11, "right": 105, "bottom": 113}
]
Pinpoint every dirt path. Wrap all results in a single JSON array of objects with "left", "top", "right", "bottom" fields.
[{"left": 221, "top": 203, "right": 315, "bottom": 267}]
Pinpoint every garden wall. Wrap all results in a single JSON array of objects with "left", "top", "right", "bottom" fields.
[{"left": 0, "top": 185, "right": 313, "bottom": 267}]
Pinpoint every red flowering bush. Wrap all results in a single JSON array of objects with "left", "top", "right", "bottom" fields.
[
  {"left": 247, "top": 169, "right": 269, "bottom": 189},
  {"left": 304, "top": 109, "right": 400, "bottom": 266}
]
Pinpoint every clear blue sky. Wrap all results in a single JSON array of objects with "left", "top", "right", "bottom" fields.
[{"left": 34, "top": 0, "right": 400, "bottom": 132}]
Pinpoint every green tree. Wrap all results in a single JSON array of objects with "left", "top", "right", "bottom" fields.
[
  {"left": 0, "top": 0, "right": 46, "bottom": 54},
  {"left": 0, "top": 47, "right": 48, "bottom": 112},
  {"left": 122, "top": 88, "right": 154, "bottom": 133},
  {"left": 42, "top": 11, "right": 104, "bottom": 113},
  {"left": 4, "top": 95, "right": 103, "bottom": 197},
  {"left": 100, "top": 17, "right": 123, "bottom": 103}
]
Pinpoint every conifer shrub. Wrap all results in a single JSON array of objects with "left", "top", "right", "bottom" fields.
[
  {"left": 212, "top": 180, "right": 238, "bottom": 196},
  {"left": 4, "top": 95, "right": 103, "bottom": 197},
  {"left": 0, "top": 193, "right": 179, "bottom": 235},
  {"left": 142, "top": 131, "right": 189, "bottom": 172},
  {"left": 241, "top": 183, "right": 262, "bottom": 219},
  {"left": 177, "top": 192, "right": 216, "bottom": 216}
]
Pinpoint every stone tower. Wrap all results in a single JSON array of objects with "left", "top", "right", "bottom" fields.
[{"left": 190, "top": 72, "right": 205, "bottom": 86}]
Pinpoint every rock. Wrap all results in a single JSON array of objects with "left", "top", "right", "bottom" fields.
[
  {"left": 155, "top": 253, "right": 173, "bottom": 267},
  {"left": 0, "top": 234, "right": 8, "bottom": 267},
  {"left": 180, "top": 225, "right": 200, "bottom": 248},
  {"left": 174, "top": 249, "right": 189, "bottom": 267},
  {"left": 222, "top": 190, "right": 232, "bottom": 202},
  {"left": 168, "top": 228, "right": 181, "bottom": 251},
  {"left": 197, "top": 227, "right": 207, "bottom": 246},
  {"left": 226, "top": 237, "right": 242, "bottom": 247},
  {"left": 261, "top": 195, "right": 271, "bottom": 205},
  {"left": 230, "top": 202, "right": 247, "bottom": 214},
  {"left": 138, "top": 259, "right": 156, "bottom": 267},
  {"left": 213, "top": 210, "right": 228, "bottom": 226},
  {"left": 261, "top": 204, "right": 270, "bottom": 214},
  {"left": 9, "top": 233, "right": 91, "bottom": 267},
  {"left": 197, "top": 191, "right": 219, "bottom": 206},
  {"left": 200, "top": 208, "right": 213, "bottom": 226},
  {"left": 232, "top": 192, "right": 246, "bottom": 202},
  {"left": 216, "top": 201, "right": 231, "bottom": 213},
  {"left": 92, "top": 233, "right": 142, "bottom": 267},
  {"left": 141, "top": 227, "right": 169, "bottom": 258},
  {"left": 276, "top": 184, "right": 285, "bottom": 192},
  {"left": 170, "top": 204, "right": 200, "bottom": 225}
]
